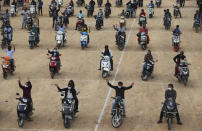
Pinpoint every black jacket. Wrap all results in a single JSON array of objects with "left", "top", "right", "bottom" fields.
[
  {"left": 108, "top": 82, "right": 132, "bottom": 99},
  {"left": 165, "top": 89, "right": 177, "bottom": 100},
  {"left": 48, "top": 50, "right": 60, "bottom": 57},
  {"left": 58, "top": 87, "right": 77, "bottom": 98},
  {"left": 89, "top": 0, "right": 95, "bottom": 7},
  {"left": 173, "top": 54, "right": 186, "bottom": 65}
]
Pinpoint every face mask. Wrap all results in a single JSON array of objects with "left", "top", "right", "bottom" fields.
[
  {"left": 25, "top": 84, "right": 28, "bottom": 88},
  {"left": 118, "top": 86, "right": 121, "bottom": 89},
  {"left": 168, "top": 87, "right": 172, "bottom": 91},
  {"left": 67, "top": 86, "right": 71, "bottom": 90}
]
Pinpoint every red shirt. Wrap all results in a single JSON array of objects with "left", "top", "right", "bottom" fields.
[
  {"left": 139, "top": 12, "right": 146, "bottom": 17},
  {"left": 139, "top": 27, "right": 148, "bottom": 35}
]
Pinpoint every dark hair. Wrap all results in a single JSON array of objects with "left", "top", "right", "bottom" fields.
[
  {"left": 105, "top": 45, "right": 108, "bottom": 49},
  {"left": 118, "top": 81, "right": 123, "bottom": 86},
  {"left": 68, "top": 80, "right": 75, "bottom": 88},
  {"left": 168, "top": 84, "right": 173, "bottom": 88},
  {"left": 8, "top": 45, "right": 11, "bottom": 51}
]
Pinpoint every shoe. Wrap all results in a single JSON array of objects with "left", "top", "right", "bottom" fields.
[
  {"left": 177, "top": 121, "right": 182, "bottom": 125},
  {"left": 157, "top": 120, "right": 162, "bottom": 124}
]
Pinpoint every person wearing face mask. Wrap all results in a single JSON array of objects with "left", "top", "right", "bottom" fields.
[
  {"left": 157, "top": 84, "right": 182, "bottom": 125},
  {"left": 18, "top": 76, "right": 33, "bottom": 120},
  {"left": 106, "top": 79, "right": 134, "bottom": 117},
  {"left": 47, "top": 48, "right": 61, "bottom": 69},
  {"left": 55, "top": 80, "right": 80, "bottom": 113}
]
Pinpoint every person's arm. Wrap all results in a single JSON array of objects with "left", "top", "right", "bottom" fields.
[
  {"left": 27, "top": 77, "right": 32, "bottom": 89},
  {"left": 106, "top": 79, "right": 115, "bottom": 89},
  {"left": 124, "top": 82, "right": 134, "bottom": 90},
  {"left": 18, "top": 77, "right": 23, "bottom": 89},
  {"left": 173, "top": 55, "right": 178, "bottom": 63},
  {"left": 174, "top": 90, "right": 177, "bottom": 100},
  {"left": 165, "top": 90, "right": 168, "bottom": 99},
  {"left": 13, "top": 45, "right": 15, "bottom": 52},
  {"left": 54, "top": 84, "right": 62, "bottom": 91}
]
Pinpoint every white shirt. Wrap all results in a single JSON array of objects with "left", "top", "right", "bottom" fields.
[
  {"left": 4, "top": 49, "right": 14, "bottom": 59},
  {"left": 102, "top": 50, "right": 113, "bottom": 57}
]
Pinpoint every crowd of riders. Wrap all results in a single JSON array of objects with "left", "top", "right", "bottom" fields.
[{"left": 0, "top": 0, "right": 198, "bottom": 129}]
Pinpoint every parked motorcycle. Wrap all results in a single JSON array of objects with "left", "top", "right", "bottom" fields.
[
  {"left": 111, "top": 97, "right": 124, "bottom": 128},
  {"left": 30, "top": 5, "right": 36, "bottom": 16},
  {"left": 139, "top": 32, "right": 148, "bottom": 50},
  {"left": 101, "top": 55, "right": 111, "bottom": 78},
  {"left": 173, "top": 6, "right": 180, "bottom": 18},
  {"left": 76, "top": 0, "right": 85, "bottom": 7},
  {"left": 67, "top": 5, "right": 74, "bottom": 16},
  {"left": 16, "top": 93, "right": 33, "bottom": 127}
]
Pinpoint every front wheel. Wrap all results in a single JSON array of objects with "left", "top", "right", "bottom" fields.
[
  {"left": 64, "top": 117, "right": 70, "bottom": 128},
  {"left": 18, "top": 117, "right": 24, "bottom": 127},
  {"left": 195, "top": 26, "right": 199, "bottom": 33},
  {"left": 168, "top": 118, "right": 172, "bottom": 130},
  {"left": 141, "top": 44, "right": 147, "bottom": 50},
  {"left": 102, "top": 70, "right": 108, "bottom": 78},
  {"left": 183, "top": 77, "right": 187, "bottom": 86},
  {"left": 3, "top": 71, "right": 8, "bottom": 79},
  {"left": 111, "top": 114, "right": 123, "bottom": 128}
]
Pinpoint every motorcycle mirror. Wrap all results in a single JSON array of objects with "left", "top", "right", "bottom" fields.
[{"left": 16, "top": 93, "right": 19, "bottom": 96}]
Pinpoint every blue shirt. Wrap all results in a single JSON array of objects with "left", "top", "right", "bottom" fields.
[{"left": 148, "top": 3, "right": 154, "bottom": 8}]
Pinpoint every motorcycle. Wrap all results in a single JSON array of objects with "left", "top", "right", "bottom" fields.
[
  {"left": 97, "top": 0, "right": 103, "bottom": 7},
  {"left": 111, "top": 97, "right": 124, "bottom": 128},
  {"left": 76, "top": 17, "right": 83, "bottom": 31},
  {"left": 125, "top": 8, "right": 136, "bottom": 18},
  {"left": 94, "top": 15, "right": 102, "bottom": 30},
  {"left": 59, "top": 91, "right": 76, "bottom": 128},
  {"left": 172, "top": 34, "right": 180, "bottom": 52},
  {"left": 1, "top": 31, "right": 11, "bottom": 49},
  {"left": 193, "top": 19, "right": 201, "bottom": 33},
  {"left": 47, "top": 54, "right": 61, "bottom": 79},
  {"left": 148, "top": 6, "right": 154, "bottom": 18},
  {"left": 30, "top": 5, "right": 36, "bottom": 16},
  {"left": 49, "top": 5, "right": 54, "bottom": 17},
  {"left": 10, "top": 5, "right": 18, "bottom": 17},
  {"left": 16, "top": 93, "right": 33, "bottom": 127},
  {"left": 101, "top": 55, "right": 111, "bottom": 78},
  {"left": 173, "top": 6, "right": 180, "bottom": 19},
  {"left": 1, "top": 56, "right": 14, "bottom": 79},
  {"left": 17, "top": 0, "right": 24, "bottom": 7},
  {"left": 176, "top": 61, "right": 190, "bottom": 86},
  {"left": 162, "top": 98, "right": 179, "bottom": 130},
  {"left": 117, "top": 32, "right": 125, "bottom": 51},
  {"left": 80, "top": 32, "right": 89, "bottom": 49},
  {"left": 155, "top": 0, "right": 161, "bottom": 7},
  {"left": 29, "top": 31, "right": 39, "bottom": 49},
  {"left": 26, "top": 16, "right": 33, "bottom": 30},
  {"left": 56, "top": 31, "right": 66, "bottom": 49},
  {"left": 139, "top": 32, "right": 148, "bottom": 50},
  {"left": 55, "top": 16, "right": 63, "bottom": 31},
  {"left": 139, "top": 15, "right": 146, "bottom": 27},
  {"left": 164, "top": 16, "right": 171, "bottom": 30},
  {"left": 85, "top": 5, "right": 93, "bottom": 17},
  {"left": 116, "top": 0, "right": 122, "bottom": 7},
  {"left": 58, "top": 0, "right": 63, "bottom": 7},
  {"left": 76, "top": 0, "right": 85, "bottom": 7},
  {"left": 105, "top": 6, "right": 111, "bottom": 18},
  {"left": 141, "top": 60, "right": 154, "bottom": 81}
]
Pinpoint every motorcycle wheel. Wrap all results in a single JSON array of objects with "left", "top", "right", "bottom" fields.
[
  {"left": 3, "top": 72, "right": 7, "bottom": 79},
  {"left": 64, "top": 117, "right": 70, "bottom": 128},
  {"left": 167, "top": 118, "right": 172, "bottom": 130},
  {"left": 102, "top": 70, "right": 108, "bottom": 78},
  {"left": 111, "top": 114, "right": 123, "bottom": 128},
  {"left": 51, "top": 71, "right": 55, "bottom": 79},
  {"left": 18, "top": 117, "right": 24, "bottom": 127},
  {"left": 195, "top": 26, "right": 199, "bottom": 33},
  {"left": 141, "top": 74, "right": 148, "bottom": 81},
  {"left": 141, "top": 44, "right": 147, "bottom": 50},
  {"left": 81, "top": 44, "right": 85, "bottom": 50},
  {"left": 57, "top": 43, "right": 61, "bottom": 49},
  {"left": 29, "top": 42, "right": 33, "bottom": 49},
  {"left": 183, "top": 78, "right": 187, "bottom": 86}
]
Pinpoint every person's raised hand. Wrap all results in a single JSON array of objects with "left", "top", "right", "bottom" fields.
[{"left": 131, "top": 82, "right": 134, "bottom": 87}]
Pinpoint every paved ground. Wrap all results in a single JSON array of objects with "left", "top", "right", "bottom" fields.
[{"left": 0, "top": 0, "right": 202, "bottom": 131}]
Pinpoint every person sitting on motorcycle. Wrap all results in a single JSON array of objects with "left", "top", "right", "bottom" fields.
[
  {"left": 165, "top": 9, "right": 172, "bottom": 18},
  {"left": 120, "top": 9, "right": 125, "bottom": 17},
  {"left": 194, "top": 10, "right": 201, "bottom": 22},
  {"left": 55, "top": 80, "right": 80, "bottom": 113},
  {"left": 137, "top": 25, "right": 150, "bottom": 44},
  {"left": 31, "top": 0, "right": 37, "bottom": 12},
  {"left": 11, "top": 0, "right": 17, "bottom": 13},
  {"left": 69, "top": 0, "right": 74, "bottom": 7},
  {"left": 105, "top": 0, "right": 112, "bottom": 14},
  {"left": 113, "top": 24, "right": 126, "bottom": 43},
  {"left": 173, "top": 25, "right": 182, "bottom": 39},
  {"left": 81, "top": 24, "right": 90, "bottom": 43},
  {"left": 174, "top": 5, "right": 182, "bottom": 17},
  {"left": 97, "top": 9, "right": 104, "bottom": 26},
  {"left": 120, "top": 16, "right": 126, "bottom": 27},
  {"left": 106, "top": 79, "right": 134, "bottom": 116},
  {"left": 142, "top": 49, "right": 153, "bottom": 69},
  {"left": 58, "top": 24, "right": 66, "bottom": 42},
  {"left": 18, "top": 76, "right": 33, "bottom": 121},
  {"left": 48, "top": 48, "right": 61, "bottom": 68},
  {"left": 148, "top": 1, "right": 154, "bottom": 10},
  {"left": 126, "top": 0, "right": 133, "bottom": 17},
  {"left": 157, "top": 84, "right": 182, "bottom": 125},
  {"left": 139, "top": 9, "right": 147, "bottom": 24},
  {"left": 51, "top": 0, "right": 57, "bottom": 7},
  {"left": 30, "top": 24, "right": 40, "bottom": 42},
  {"left": 99, "top": 45, "right": 113, "bottom": 71},
  {"left": 3, "top": 9, "right": 10, "bottom": 22},
  {"left": 3, "top": 45, "right": 15, "bottom": 71},
  {"left": 89, "top": 0, "right": 95, "bottom": 13},
  {"left": 76, "top": 10, "right": 84, "bottom": 29},
  {"left": 173, "top": 51, "right": 186, "bottom": 76},
  {"left": 3, "top": 23, "right": 13, "bottom": 42}
]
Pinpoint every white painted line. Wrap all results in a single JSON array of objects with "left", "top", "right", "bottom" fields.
[{"left": 94, "top": 18, "right": 136, "bottom": 131}]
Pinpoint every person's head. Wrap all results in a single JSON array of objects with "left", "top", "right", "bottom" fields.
[
  {"left": 80, "top": 10, "right": 82, "bottom": 13},
  {"left": 60, "top": 24, "right": 63, "bottom": 28},
  {"left": 53, "top": 48, "right": 57, "bottom": 52},
  {"left": 99, "top": 9, "right": 102, "bottom": 11},
  {"left": 147, "top": 49, "right": 151, "bottom": 55},
  {"left": 141, "top": 9, "right": 144, "bottom": 12},
  {"left": 68, "top": 80, "right": 75, "bottom": 88},
  {"left": 164, "top": 9, "right": 166, "bottom": 13},
  {"left": 107, "top": 0, "right": 109, "bottom": 3},
  {"left": 168, "top": 84, "right": 174, "bottom": 90},
  {"left": 180, "top": 50, "right": 184, "bottom": 55},
  {"left": 151, "top": 0, "right": 153, "bottom": 3},
  {"left": 25, "top": 81, "right": 30, "bottom": 88},
  {"left": 176, "top": 25, "right": 179, "bottom": 28},
  {"left": 105, "top": 45, "right": 109, "bottom": 51},
  {"left": 118, "top": 81, "right": 123, "bottom": 88},
  {"left": 196, "top": 10, "right": 199, "bottom": 13},
  {"left": 8, "top": 45, "right": 11, "bottom": 51},
  {"left": 166, "top": 9, "right": 169, "bottom": 12}
]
